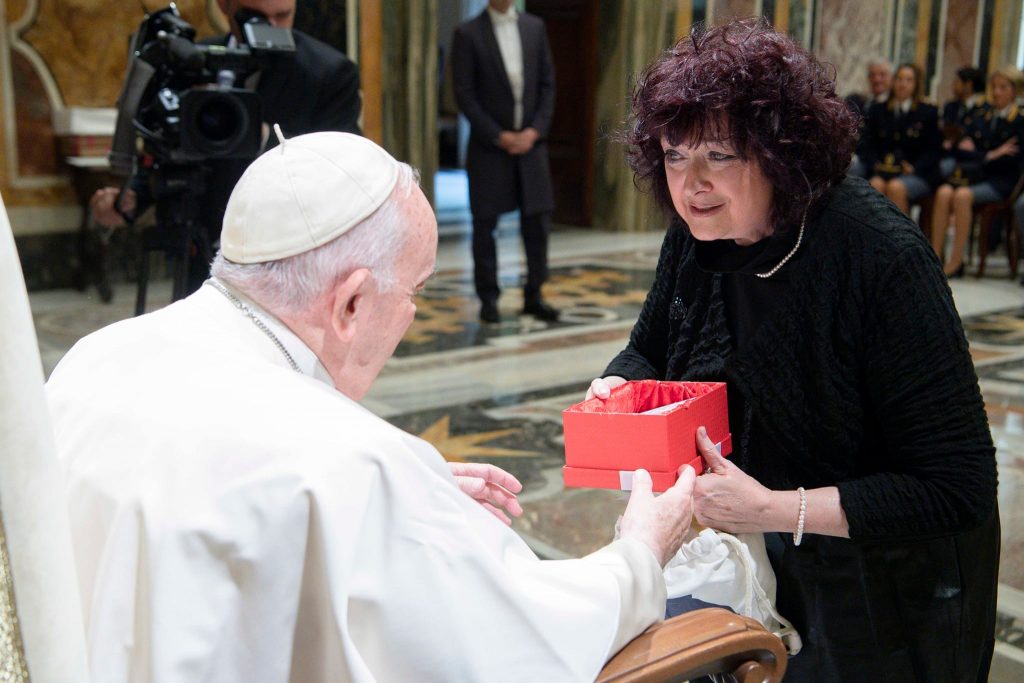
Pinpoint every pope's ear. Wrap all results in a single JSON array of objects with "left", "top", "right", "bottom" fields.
[{"left": 330, "top": 268, "right": 372, "bottom": 342}]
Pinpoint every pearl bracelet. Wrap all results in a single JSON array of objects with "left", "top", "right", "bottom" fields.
[{"left": 794, "top": 486, "right": 807, "bottom": 546}]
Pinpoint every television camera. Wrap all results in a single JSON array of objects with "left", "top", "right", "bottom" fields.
[{"left": 107, "top": 3, "right": 295, "bottom": 313}]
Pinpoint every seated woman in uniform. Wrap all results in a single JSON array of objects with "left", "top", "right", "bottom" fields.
[
  {"left": 861, "top": 63, "right": 941, "bottom": 216},
  {"left": 931, "top": 66, "right": 1024, "bottom": 277}
]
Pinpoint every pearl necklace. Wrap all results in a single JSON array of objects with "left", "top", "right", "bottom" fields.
[
  {"left": 755, "top": 207, "right": 808, "bottom": 279},
  {"left": 206, "top": 279, "right": 301, "bottom": 373}
]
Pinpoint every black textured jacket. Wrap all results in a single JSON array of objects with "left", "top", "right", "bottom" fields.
[{"left": 606, "top": 177, "right": 999, "bottom": 681}]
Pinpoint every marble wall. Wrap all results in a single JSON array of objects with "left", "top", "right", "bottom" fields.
[
  {"left": 938, "top": 0, "right": 979, "bottom": 103},
  {"left": 816, "top": 0, "right": 892, "bottom": 99},
  {"left": 0, "top": 0, "right": 222, "bottom": 226},
  {"left": 711, "top": 0, "right": 758, "bottom": 22}
]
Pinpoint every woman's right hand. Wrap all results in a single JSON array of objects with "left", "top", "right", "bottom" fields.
[
  {"left": 957, "top": 137, "right": 976, "bottom": 152},
  {"left": 585, "top": 375, "right": 627, "bottom": 400}
]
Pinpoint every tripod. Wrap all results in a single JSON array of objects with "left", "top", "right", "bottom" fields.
[{"left": 135, "top": 163, "right": 213, "bottom": 316}]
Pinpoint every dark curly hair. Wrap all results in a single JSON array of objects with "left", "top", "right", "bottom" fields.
[{"left": 626, "top": 18, "right": 859, "bottom": 234}]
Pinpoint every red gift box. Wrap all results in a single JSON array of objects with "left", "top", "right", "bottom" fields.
[{"left": 562, "top": 380, "right": 731, "bottom": 492}]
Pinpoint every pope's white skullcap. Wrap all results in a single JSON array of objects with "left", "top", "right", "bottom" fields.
[{"left": 221, "top": 128, "right": 400, "bottom": 264}]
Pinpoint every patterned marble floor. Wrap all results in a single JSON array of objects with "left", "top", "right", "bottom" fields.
[{"left": 27, "top": 224, "right": 1024, "bottom": 679}]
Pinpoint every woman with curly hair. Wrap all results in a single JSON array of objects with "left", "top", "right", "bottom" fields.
[
  {"left": 588, "top": 19, "right": 998, "bottom": 681},
  {"left": 861, "top": 63, "right": 942, "bottom": 216}
]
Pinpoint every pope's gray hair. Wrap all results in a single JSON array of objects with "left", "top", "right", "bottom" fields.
[{"left": 210, "top": 162, "right": 420, "bottom": 316}]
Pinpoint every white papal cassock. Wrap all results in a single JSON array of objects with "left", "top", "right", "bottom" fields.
[{"left": 46, "top": 284, "right": 665, "bottom": 683}]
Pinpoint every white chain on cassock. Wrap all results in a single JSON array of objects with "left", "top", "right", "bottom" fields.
[{"left": 206, "top": 279, "right": 301, "bottom": 373}]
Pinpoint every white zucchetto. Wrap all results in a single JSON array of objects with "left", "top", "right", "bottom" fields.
[{"left": 220, "top": 130, "right": 400, "bottom": 264}]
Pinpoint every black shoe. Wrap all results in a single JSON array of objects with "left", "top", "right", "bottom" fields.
[
  {"left": 479, "top": 300, "right": 501, "bottom": 324},
  {"left": 522, "top": 299, "right": 560, "bottom": 322},
  {"left": 946, "top": 263, "right": 965, "bottom": 279}
]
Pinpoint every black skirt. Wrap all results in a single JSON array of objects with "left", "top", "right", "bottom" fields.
[{"left": 766, "top": 508, "right": 1000, "bottom": 682}]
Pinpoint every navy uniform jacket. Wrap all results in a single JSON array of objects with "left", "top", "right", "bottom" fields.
[
  {"left": 859, "top": 100, "right": 941, "bottom": 186},
  {"left": 452, "top": 10, "right": 555, "bottom": 218},
  {"left": 942, "top": 100, "right": 973, "bottom": 128},
  {"left": 954, "top": 103, "right": 1024, "bottom": 197}
]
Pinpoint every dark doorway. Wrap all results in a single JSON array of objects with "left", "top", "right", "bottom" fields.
[{"left": 526, "top": 0, "right": 598, "bottom": 226}]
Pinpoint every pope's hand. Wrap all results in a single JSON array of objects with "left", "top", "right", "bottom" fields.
[
  {"left": 618, "top": 465, "right": 696, "bottom": 567},
  {"left": 449, "top": 462, "right": 524, "bottom": 525},
  {"left": 585, "top": 375, "right": 627, "bottom": 400},
  {"left": 692, "top": 426, "right": 772, "bottom": 533}
]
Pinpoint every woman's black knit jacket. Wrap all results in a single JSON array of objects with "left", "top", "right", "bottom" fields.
[{"left": 605, "top": 176, "right": 999, "bottom": 681}]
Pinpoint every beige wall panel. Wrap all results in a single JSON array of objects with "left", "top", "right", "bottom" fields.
[
  {"left": 11, "top": 50, "right": 58, "bottom": 176},
  {"left": 19, "top": 0, "right": 221, "bottom": 107},
  {"left": 1, "top": 0, "right": 223, "bottom": 224},
  {"left": 817, "top": 0, "right": 890, "bottom": 98},
  {"left": 712, "top": 0, "right": 758, "bottom": 22},
  {"left": 936, "top": 0, "right": 977, "bottom": 105}
]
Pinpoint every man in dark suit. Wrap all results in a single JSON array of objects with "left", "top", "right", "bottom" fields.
[
  {"left": 91, "top": 0, "right": 360, "bottom": 292},
  {"left": 845, "top": 59, "right": 891, "bottom": 178},
  {"left": 452, "top": 0, "right": 558, "bottom": 323},
  {"left": 941, "top": 66, "right": 985, "bottom": 129}
]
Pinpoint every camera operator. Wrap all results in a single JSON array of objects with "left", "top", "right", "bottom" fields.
[{"left": 92, "top": 0, "right": 361, "bottom": 293}]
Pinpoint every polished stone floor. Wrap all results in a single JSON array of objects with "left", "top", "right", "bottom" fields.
[{"left": 27, "top": 223, "right": 1024, "bottom": 679}]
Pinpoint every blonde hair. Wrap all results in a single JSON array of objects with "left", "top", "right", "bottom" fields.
[{"left": 987, "top": 65, "right": 1023, "bottom": 100}]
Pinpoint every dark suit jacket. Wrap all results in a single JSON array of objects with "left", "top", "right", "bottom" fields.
[
  {"left": 452, "top": 10, "right": 555, "bottom": 218},
  {"left": 196, "top": 29, "right": 361, "bottom": 241},
  {"left": 942, "top": 99, "right": 970, "bottom": 128},
  {"left": 859, "top": 100, "right": 941, "bottom": 186}
]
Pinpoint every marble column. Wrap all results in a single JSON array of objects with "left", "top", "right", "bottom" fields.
[
  {"left": 591, "top": 0, "right": 677, "bottom": 233},
  {"left": 712, "top": 0, "right": 759, "bottom": 23},
  {"left": 380, "top": 0, "right": 438, "bottom": 206},
  {"left": 936, "top": 0, "right": 978, "bottom": 105},
  {"left": 816, "top": 0, "right": 892, "bottom": 98}
]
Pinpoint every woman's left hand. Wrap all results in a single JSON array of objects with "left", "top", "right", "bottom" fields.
[{"left": 692, "top": 426, "right": 773, "bottom": 533}]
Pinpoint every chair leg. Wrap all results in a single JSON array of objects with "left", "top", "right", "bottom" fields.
[
  {"left": 1010, "top": 214, "right": 1021, "bottom": 280},
  {"left": 976, "top": 211, "right": 991, "bottom": 278},
  {"left": 916, "top": 198, "right": 933, "bottom": 241}
]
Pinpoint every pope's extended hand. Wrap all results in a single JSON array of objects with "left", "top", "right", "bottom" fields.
[
  {"left": 692, "top": 426, "right": 772, "bottom": 533},
  {"left": 618, "top": 465, "right": 696, "bottom": 567},
  {"left": 449, "top": 462, "right": 524, "bottom": 525},
  {"left": 585, "top": 375, "right": 627, "bottom": 400}
]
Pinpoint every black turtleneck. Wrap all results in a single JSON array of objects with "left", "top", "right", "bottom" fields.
[{"left": 693, "top": 226, "right": 802, "bottom": 352}]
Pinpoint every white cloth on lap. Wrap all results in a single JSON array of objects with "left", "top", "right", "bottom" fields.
[{"left": 664, "top": 528, "right": 802, "bottom": 655}]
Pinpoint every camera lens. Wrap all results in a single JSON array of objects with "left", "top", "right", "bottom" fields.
[
  {"left": 195, "top": 95, "right": 242, "bottom": 143},
  {"left": 180, "top": 88, "right": 261, "bottom": 159}
]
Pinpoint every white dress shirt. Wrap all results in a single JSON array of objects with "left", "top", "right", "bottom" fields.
[{"left": 488, "top": 5, "right": 525, "bottom": 129}]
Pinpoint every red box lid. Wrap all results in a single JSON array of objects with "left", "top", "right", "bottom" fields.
[{"left": 562, "top": 435, "right": 732, "bottom": 492}]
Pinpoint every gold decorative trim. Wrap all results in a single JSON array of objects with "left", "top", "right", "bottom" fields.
[
  {"left": 0, "top": 514, "right": 30, "bottom": 683},
  {"left": 3, "top": 0, "right": 67, "bottom": 189}
]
